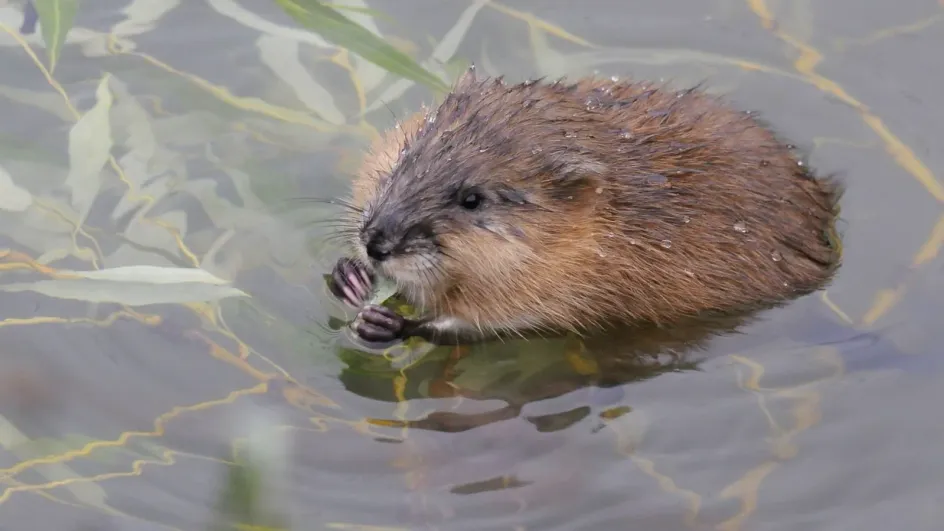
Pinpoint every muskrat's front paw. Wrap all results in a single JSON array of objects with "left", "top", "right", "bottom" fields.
[
  {"left": 328, "top": 257, "right": 374, "bottom": 308},
  {"left": 353, "top": 304, "right": 406, "bottom": 343}
]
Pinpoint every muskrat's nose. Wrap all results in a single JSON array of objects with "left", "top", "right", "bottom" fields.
[{"left": 365, "top": 231, "right": 394, "bottom": 262}]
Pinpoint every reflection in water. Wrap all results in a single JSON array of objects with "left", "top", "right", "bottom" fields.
[
  {"left": 323, "top": 311, "right": 758, "bottom": 506},
  {"left": 336, "top": 311, "right": 753, "bottom": 435}
]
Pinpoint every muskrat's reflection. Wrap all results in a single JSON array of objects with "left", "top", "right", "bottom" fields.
[{"left": 336, "top": 311, "right": 753, "bottom": 434}]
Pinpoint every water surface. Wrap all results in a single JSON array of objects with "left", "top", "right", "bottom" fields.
[{"left": 0, "top": 1, "right": 942, "bottom": 529}]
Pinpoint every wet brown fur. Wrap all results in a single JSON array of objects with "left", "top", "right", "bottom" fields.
[{"left": 347, "top": 70, "right": 843, "bottom": 338}]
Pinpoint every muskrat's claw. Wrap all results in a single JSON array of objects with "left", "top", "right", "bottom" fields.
[
  {"left": 354, "top": 305, "right": 405, "bottom": 343},
  {"left": 329, "top": 257, "right": 374, "bottom": 308}
]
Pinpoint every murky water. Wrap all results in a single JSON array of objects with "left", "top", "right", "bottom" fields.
[{"left": 0, "top": 1, "right": 942, "bottom": 529}]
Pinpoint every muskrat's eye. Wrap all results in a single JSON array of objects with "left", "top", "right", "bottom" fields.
[{"left": 460, "top": 192, "right": 483, "bottom": 210}]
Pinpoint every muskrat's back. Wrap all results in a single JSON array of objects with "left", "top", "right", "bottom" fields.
[{"left": 342, "top": 70, "right": 842, "bottom": 340}]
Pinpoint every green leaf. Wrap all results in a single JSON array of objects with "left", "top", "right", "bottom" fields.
[
  {"left": 32, "top": 0, "right": 78, "bottom": 73},
  {"left": 210, "top": 411, "right": 291, "bottom": 531},
  {"left": 0, "top": 265, "right": 250, "bottom": 306},
  {"left": 369, "top": 276, "right": 398, "bottom": 305},
  {"left": 0, "top": 163, "right": 33, "bottom": 212},
  {"left": 65, "top": 73, "right": 113, "bottom": 225},
  {"left": 322, "top": 2, "right": 394, "bottom": 22},
  {"left": 273, "top": 0, "right": 449, "bottom": 93}
]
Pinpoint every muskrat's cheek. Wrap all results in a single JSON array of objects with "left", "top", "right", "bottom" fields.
[{"left": 329, "top": 257, "right": 374, "bottom": 307}]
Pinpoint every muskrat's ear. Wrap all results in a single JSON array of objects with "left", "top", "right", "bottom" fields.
[
  {"left": 548, "top": 150, "right": 608, "bottom": 185},
  {"left": 454, "top": 63, "right": 477, "bottom": 92}
]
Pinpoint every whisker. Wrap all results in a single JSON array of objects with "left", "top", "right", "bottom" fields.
[
  {"left": 274, "top": 196, "right": 364, "bottom": 214},
  {"left": 323, "top": 233, "right": 362, "bottom": 245},
  {"left": 320, "top": 235, "right": 357, "bottom": 246},
  {"left": 297, "top": 228, "right": 359, "bottom": 242},
  {"left": 298, "top": 222, "right": 359, "bottom": 232},
  {"left": 418, "top": 255, "right": 439, "bottom": 294},
  {"left": 383, "top": 101, "right": 405, "bottom": 135},
  {"left": 294, "top": 216, "right": 357, "bottom": 225}
]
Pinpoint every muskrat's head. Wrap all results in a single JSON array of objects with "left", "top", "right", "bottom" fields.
[{"left": 352, "top": 69, "right": 609, "bottom": 304}]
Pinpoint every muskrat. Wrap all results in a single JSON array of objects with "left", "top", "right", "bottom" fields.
[{"left": 327, "top": 67, "right": 843, "bottom": 345}]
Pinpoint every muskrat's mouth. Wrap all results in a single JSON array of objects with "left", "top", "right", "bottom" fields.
[
  {"left": 352, "top": 235, "right": 443, "bottom": 296},
  {"left": 374, "top": 252, "right": 442, "bottom": 292}
]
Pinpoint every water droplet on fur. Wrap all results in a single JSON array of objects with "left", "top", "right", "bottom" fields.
[
  {"left": 647, "top": 174, "right": 668, "bottom": 186},
  {"left": 610, "top": 75, "right": 619, "bottom": 82},
  {"left": 629, "top": 238, "right": 640, "bottom": 245},
  {"left": 598, "top": 251, "right": 606, "bottom": 257},
  {"left": 585, "top": 96, "right": 601, "bottom": 110},
  {"left": 479, "top": 148, "right": 488, "bottom": 153},
  {"left": 797, "top": 160, "right": 805, "bottom": 167},
  {"left": 684, "top": 269, "right": 695, "bottom": 277},
  {"left": 681, "top": 215, "right": 691, "bottom": 224},
  {"left": 760, "top": 160, "right": 770, "bottom": 167},
  {"left": 566, "top": 196, "right": 574, "bottom": 200},
  {"left": 595, "top": 187, "right": 603, "bottom": 194},
  {"left": 595, "top": 86, "right": 612, "bottom": 96},
  {"left": 394, "top": 123, "right": 401, "bottom": 129},
  {"left": 606, "top": 232, "right": 615, "bottom": 238},
  {"left": 771, "top": 251, "right": 783, "bottom": 262},
  {"left": 660, "top": 240, "right": 672, "bottom": 249},
  {"left": 564, "top": 131, "right": 578, "bottom": 138},
  {"left": 618, "top": 129, "right": 633, "bottom": 139},
  {"left": 786, "top": 144, "right": 796, "bottom": 149},
  {"left": 531, "top": 147, "right": 542, "bottom": 154},
  {"left": 399, "top": 148, "right": 407, "bottom": 157},
  {"left": 734, "top": 221, "right": 748, "bottom": 233}
]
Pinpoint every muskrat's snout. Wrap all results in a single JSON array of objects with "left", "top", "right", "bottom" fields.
[
  {"left": 360, "top": 211, "right": 404, "bottom": 263},
  {"left": 360, "top": 214, "right": 437, "bottom": 265},
  {"left": 363, "top": 227, "right": 394, "bottom": 262},
  {"left": 359, "top": 213, "right": 445, "bottom": 293}
]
